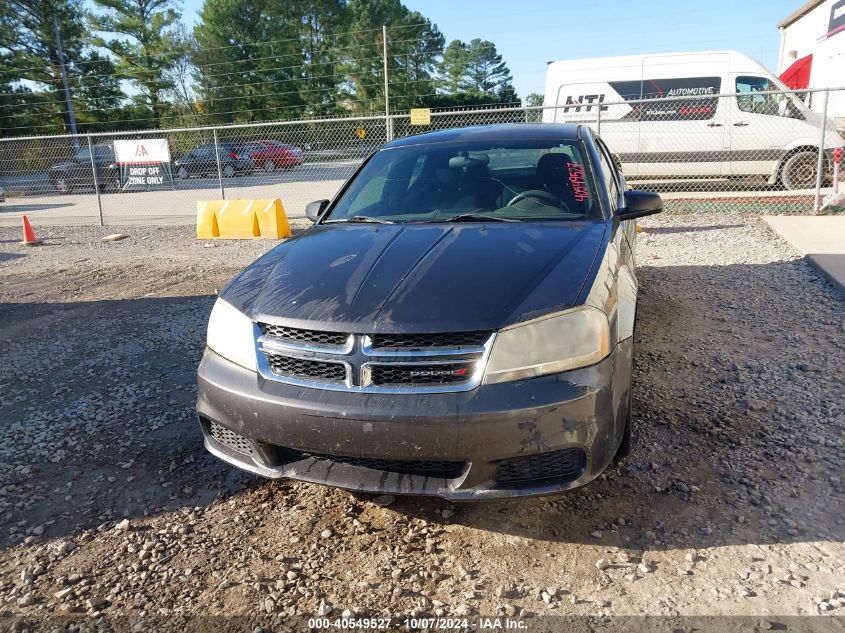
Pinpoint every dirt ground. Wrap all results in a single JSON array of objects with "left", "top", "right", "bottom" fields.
[{"left": 1, "top": 213, "right": 843, "bottom": 632}]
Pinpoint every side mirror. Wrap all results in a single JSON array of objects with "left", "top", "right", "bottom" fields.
[
  {"left": 305, "top": 199, "right": 330, "bottom": 223},
  {"left": 618, "top": 190, "right": 662, "bottom": 221}
]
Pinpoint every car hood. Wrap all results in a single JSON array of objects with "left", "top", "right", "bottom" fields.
[{"left": 221, "top": 222, "right": 607, "bottom": 333}]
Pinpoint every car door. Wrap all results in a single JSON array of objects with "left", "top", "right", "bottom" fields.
[
  {"left": 68, "top": 147, "right": 93, "bottom": 187},
  {"left": 728, "top": 75, "right": 803, "bottom": 177},
  {"left": 596, "top": 136, "right": 638, "bottom": 341},
  {"left": 634, "top": 75, "right": 728, "bottom": 177}
]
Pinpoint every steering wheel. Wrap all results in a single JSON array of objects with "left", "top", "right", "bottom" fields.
[{"left": 506, "top": 189, "right": 567, "bottom": 209}]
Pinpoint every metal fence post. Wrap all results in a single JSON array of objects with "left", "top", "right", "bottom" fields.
[
  {"left": 812, "top": 89, "right": 830, "bottom": 214},
  {"left": 382, "top": 24, "right": 392, "bottom": 142},
  {"left": 596, "top": 103, "right": 602, "bottom": 137},
  {"left": 213, "top": 128, "right": 225, "bottom": 199},
  {"left": 87, "top": 134, "right": 104, "bottom": 226}
]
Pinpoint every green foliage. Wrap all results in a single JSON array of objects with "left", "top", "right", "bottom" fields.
[
  {"left": 525, "top": 92, "right": 544, "bottom": 107},
  {"left": 0, "top": 0, "right": 521, "bottom": 135},
  {"left": 437, "top": 38, "right": 516, "bottom": 104},
  {"left": 89, "top": 0, "right": 183, "bottom": 122}
]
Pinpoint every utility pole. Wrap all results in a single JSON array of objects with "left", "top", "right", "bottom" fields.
[
  {"left": 53, "top": 15, "right": 79, "bottom": 147},
  {"left": 382, "top": 24, "right": 392, "bottom": 141}
]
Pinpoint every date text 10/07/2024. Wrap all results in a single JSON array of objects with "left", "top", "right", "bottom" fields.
[{"left": 307, "top": 618, "right": 527, "bottom": 630}]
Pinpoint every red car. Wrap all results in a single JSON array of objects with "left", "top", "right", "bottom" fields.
[{"left": 237, "top": 140, "right": 304, "bottom": 172}]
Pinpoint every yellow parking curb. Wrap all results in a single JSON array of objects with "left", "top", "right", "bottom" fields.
[{"left": 197, "top": 198, "right": 291, "bottom": 239}]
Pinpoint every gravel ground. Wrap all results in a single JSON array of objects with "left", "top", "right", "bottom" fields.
[{"left": 0, "top": 213, "right": 843, "bottom": 631}]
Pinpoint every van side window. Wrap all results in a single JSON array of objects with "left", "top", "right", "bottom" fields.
[
  {"left": 735, "top": 76, "right": 803, "bottom": 119},
  {"left": 596, "top": 139, "right": 620, "bottom": 213}
]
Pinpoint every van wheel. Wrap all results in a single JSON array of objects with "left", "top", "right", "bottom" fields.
[{"left": 780, "top": 150, "right": 818, "bottom": 190}]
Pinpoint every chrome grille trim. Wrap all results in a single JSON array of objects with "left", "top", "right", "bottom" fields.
[
  {"left": 254, "top": 323, "right": 495, "bottom": 394},
  {"left": 258, "top": 330, "right": 354, "bottom": 355},
  {"left": 361, "top": 335, "right": 486, "bottom": 358}
]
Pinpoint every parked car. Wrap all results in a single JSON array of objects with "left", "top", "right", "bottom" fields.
[
  {"left": 197, "top": 123, "right": 662, "bottom": 500},
  {"left": 49, "top": 144, "right": 120, "bottom": 194},
  {"left": 543, "top": 50, "right": 845, "bottom": 190},
  {"left": 237, "top": 140, "right": 304, "bottom": 171},
  {"left": 173, "top": 143, "right": 255, "bottom": 179}
]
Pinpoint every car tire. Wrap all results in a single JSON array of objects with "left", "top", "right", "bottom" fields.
[
  {"left": 54, "top": 176, "right": 71, "bottom": 194},
  {"left": 223, "top": 164, "right": 236, "bottom": 178},
  {"left": 177, "top": 167, "right": 189, "bottom": 180},
  {"left": 780, "top": 150, "right": 818, "bottom": 191},
  {"left": 263, "top": 159, "right": 275, "bottom": 172}
]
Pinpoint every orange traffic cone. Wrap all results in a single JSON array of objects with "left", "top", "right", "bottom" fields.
[{"left": 20, "top": 215, "right": 43, "bottom": 246}]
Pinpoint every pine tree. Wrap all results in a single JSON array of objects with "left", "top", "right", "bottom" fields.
[{"left": 89, "top": 0, "right": 182, "bottom": 124}]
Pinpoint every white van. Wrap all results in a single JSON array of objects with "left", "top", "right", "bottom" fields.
[{"left": 542, "top": 51, "right": 844, "bottom": 189}]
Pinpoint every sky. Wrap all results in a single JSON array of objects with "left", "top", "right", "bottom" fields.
[{"left": 180, "top": 0, "right": 801, "bottom": 99}]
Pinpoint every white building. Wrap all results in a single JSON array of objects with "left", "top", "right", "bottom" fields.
[{"left": 777, "top": 0, "right": 845, "bottom": 119}]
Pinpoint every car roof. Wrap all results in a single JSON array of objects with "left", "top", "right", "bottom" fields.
[{"left": 383, "top": 123, "right": 584, "bottom": 149}]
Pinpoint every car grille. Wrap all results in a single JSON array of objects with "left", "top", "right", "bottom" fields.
[
  {"left": 208, "top": 421, "right": 256, "bottom": 457},
  {"left": 256, "top": 325, "right": 494, "bottom": 393},
  {"left": 261, "top": 324, "right": 348, "bottom": 348},
  {"left": 369, "top": 331, "right": 490, "bottom": 349},
  {"left": 369, "top": 362, "right": 475, "bottom": 386},
  {"left": 278, "top": 447, "right": 466, "bottom": 479},
  {"left": 494, "top": 448, "right": 585, "bottom": 486},
  {"left": 267, "top": 354, "right": 347, "bottom": 383}
]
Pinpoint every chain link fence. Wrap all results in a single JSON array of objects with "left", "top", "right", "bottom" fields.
[{"left": 1, "top": 87, "right": 843, "bottom": 227}]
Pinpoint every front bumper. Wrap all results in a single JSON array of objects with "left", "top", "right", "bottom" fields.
[{"left": 196, "top": 340, "right": 632, "bottom": 500}]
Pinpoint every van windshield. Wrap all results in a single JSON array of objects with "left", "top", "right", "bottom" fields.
[{"left": 325, "top": 139, "right": 601, "bottom": 223}]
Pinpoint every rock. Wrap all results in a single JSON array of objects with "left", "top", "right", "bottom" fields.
[
  {"left": 317, "top": 602, "right": 333, "bottom": 616},
  {"left": 591, "top": 531, "right": 602, "bottom": 538},
  {"left": 17, "top": 593, "right": 34, "bottom": 606},
  {"left": 372, "top": 495, "right": 395, "bottom": 507},
  {"left": 116, "top": 519, "right": 131, "bottom": 531},
  {"left": 86, "top": 597, "right": 108, "bottom": 610},
  {"left": 286, "top": 571, "right": 298, "bottom": 581},
  {"left": 595, "top": 559, "right": 609, "bottom": 570},
  {"left": 102, "top": 233, "right": 130, "bottom": 242},
  {"left": 341, "top": 609, "right": 355, "bottom": 618},
  {"left": 217, "top": 580, "right": 234, "bottom": 590},
  {"left": 54, "top": 588, "right": 74, "bottom": 600},
  {"left": 320, "top": 529, "right": 332, "bottom": 539}
]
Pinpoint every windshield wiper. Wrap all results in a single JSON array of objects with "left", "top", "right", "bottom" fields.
[
  {"left": 334, "top": 215, "right": 396, "bottom": 224},
  {"left": 439, "top": 213, "right": 521, "bottom": 223}
]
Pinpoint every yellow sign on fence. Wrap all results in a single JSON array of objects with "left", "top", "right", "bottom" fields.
[{"left": 410, "top": 108, "right": 431, "bottom": 126}]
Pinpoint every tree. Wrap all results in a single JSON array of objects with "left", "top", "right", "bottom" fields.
[
  {"left": 436, "top": 38, "right": 517, "bottom": 105},
  {"left": 294, "top": 0, "right": 349, "bottom": 116},
  {"left": 343, "top": 0, "right": 444, "bottom": 113},
  {"left": 461, "top": 38, "right": 514, "bottom": 99},
  {"left": 0, "top": 0, "right": 88, "bottom": 134},
  {"left": 73, "top": 50, "right": 125, "bottom": 128},
  {"left": 193, "top": 0, "right": 306, "bottom": 123},
  {"left": 89, "top": 0, "right": 183, "bottom": 123},
  {"left": 438, "top": 40, "right": 468, "bottom": 95},
  {"left": 525, "top": 92, "right": 544, "bottom": 107}
]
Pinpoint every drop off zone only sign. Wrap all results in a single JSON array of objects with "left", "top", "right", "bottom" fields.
[{"left": 114, "top": 139, "right": 175, "bottom": 191}]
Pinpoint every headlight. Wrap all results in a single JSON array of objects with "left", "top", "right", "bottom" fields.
[
  {"left": 206, "top": 298, "right": 257, "bottom": 371},
  {"left": 483, "top": 306, "right": 610, "bottom": 385}
]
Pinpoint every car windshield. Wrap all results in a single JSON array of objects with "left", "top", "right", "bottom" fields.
[{"left": 325, "top": 139, "right": 601, "bottom": 223}]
